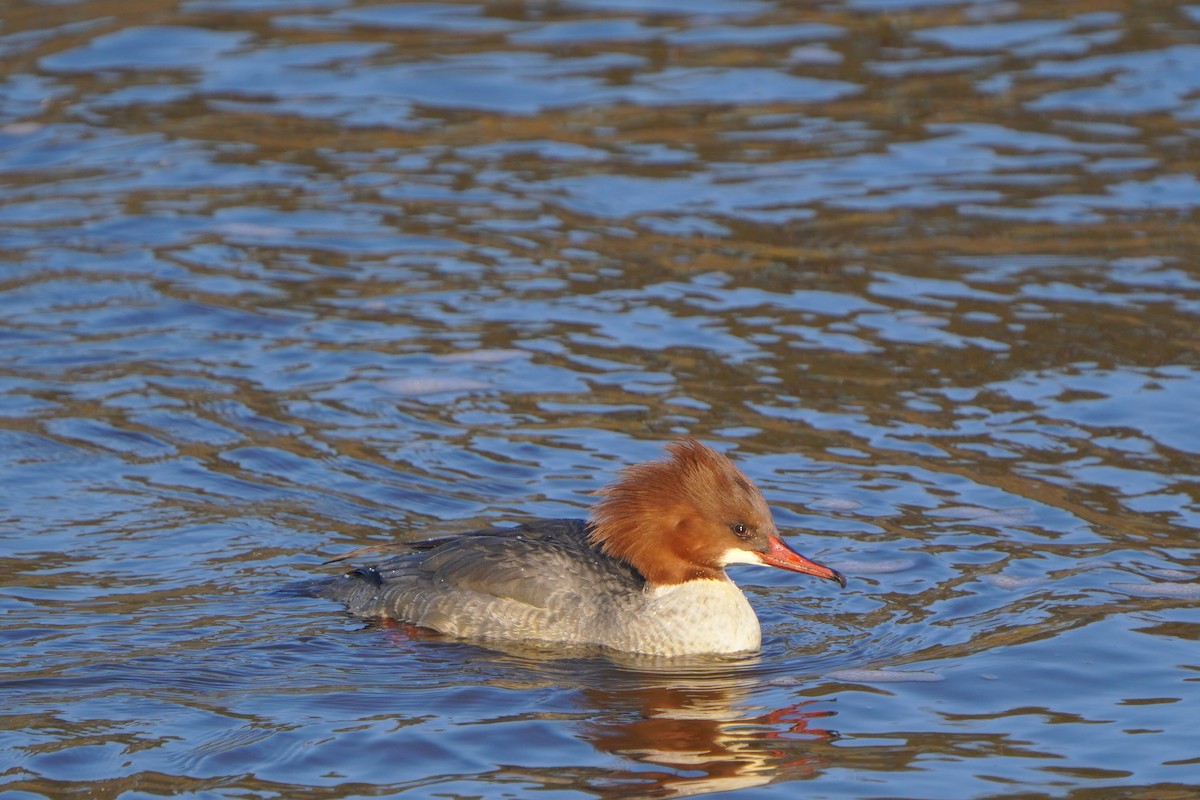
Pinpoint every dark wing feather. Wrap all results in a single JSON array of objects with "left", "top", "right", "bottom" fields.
[{"left": 320, "top": 519, "right": 643, "bottom": 621}]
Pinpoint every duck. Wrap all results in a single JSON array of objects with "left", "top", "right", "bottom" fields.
[{"left": 320, "top": 438, "right": 844, "bottom": 656}]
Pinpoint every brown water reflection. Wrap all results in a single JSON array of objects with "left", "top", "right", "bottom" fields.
[
  {"left": 2, "top": 0, "right": 1199, "bottom": 798},
  {"left": 579, "top": 684, "right": 841, "bottom": 797}
]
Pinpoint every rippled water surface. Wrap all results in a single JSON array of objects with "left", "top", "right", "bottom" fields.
[{"left": 2, "top": 0, "right": 1199, "bottom": 798}]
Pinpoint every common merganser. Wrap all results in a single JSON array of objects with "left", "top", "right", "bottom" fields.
[{"left": 320, "top": 438, "right": 845, "bottom": 656}]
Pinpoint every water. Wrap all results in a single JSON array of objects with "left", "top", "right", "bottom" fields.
[{"left": 1, "top": 0, "right": 1197, "bottom": 798}]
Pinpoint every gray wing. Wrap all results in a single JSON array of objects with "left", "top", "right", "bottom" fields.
[{"left": 319, "top": 519, "right": 644, "bottom": 642}]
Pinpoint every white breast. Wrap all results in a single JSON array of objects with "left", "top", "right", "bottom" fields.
[{"left": 600, "top": 578, "right": 762, "bottom": 656}]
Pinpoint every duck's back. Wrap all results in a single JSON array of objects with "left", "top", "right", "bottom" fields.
[{"left": 320, "top": 519, "right": 647, "bottom": 646}]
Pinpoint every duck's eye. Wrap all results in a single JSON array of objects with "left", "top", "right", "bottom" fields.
[{"left": 731, "top": 523, "right": 749, "bottom": 538}]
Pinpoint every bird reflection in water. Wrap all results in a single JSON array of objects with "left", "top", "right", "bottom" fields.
[
  {"left": 578, "top": 675, "right": 838, "bottom": 797},
  {"left": 371, "top": 620, "right": 839, "bottom": 797}
]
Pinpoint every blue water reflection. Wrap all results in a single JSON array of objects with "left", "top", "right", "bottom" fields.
[{"left": 2, "top": 0, "right": 1198, "bottom": 798}]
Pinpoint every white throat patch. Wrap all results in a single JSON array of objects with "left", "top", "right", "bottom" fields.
[{"left": 718, "top": 547, "right": 767, "bottom": 567}]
